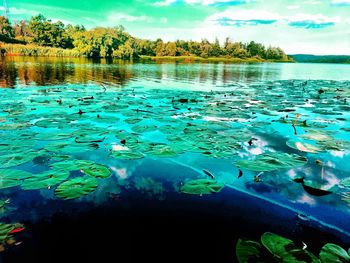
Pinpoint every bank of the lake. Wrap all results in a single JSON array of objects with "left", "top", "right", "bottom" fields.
[
  {"left": 0, "top": 43, "right": 293, "bottom": 63},
  {"left": 140, "top": 55, "right": 293, "bottom": 63}
]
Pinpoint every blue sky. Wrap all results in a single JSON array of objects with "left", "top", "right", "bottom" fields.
[{"left": 1, "top": 0, "right": 350, "bottom": 54}]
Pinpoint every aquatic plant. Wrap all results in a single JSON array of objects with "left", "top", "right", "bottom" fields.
[
  {"left": 180, "top": 179, "right": 225, "bottom": 195},
  {"left": 236, "top": 232, "right": 349, "bottom": 263},
  {"left": 55, "top": 177, "right": 98, "bottom": 200},
  {"left": 0, "top": 222, "right": 24, "bottom": 252},
  {"left": 235, "top": 153, "right": 308, "bottom": 172}
]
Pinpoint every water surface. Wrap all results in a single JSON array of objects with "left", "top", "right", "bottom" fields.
[{"left": 0, "top": 57, "right": 350, "bottom": 262}]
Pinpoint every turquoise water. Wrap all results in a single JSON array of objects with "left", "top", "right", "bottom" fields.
[{"left": 0, "top": 57, "right": 350, "bottom": 261}]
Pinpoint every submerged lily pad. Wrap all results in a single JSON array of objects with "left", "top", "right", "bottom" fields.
[
  {"left": 236, "top": 239, "right": 263, "bottom": 263},
  {"left": 235, "top": 152, "right": 308, "bottom": 172},
  {"left": 180, "top": 179, "right": 224, "bottom": 195},
  {"left": 55, "top": 177, "right": 98, "bottom": 200}
]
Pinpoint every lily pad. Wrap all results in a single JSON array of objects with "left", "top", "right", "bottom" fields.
[
  {"left": 0, "top": 152, "right": 38, "bottom": 168},
  {"left": 111, "top": 150, "right": 145, "bottom": 160},
  {"left": 286, "top": 140, "right": 323, "bottom": 153},
  {"left": 235, "top": 153, "right": 308, "bottom": 172},
  {"left": 55, "top": 177, "right": 98, "bottom": 200},
  {"left": 82, "top": 163, "right": 111, "bottom": 179},
  {"left": 21, "top": 170, "right": 70, "bottom": 190},
  {"left": 50, "top": 159, "right": 97, "bottom": 172},
  {"left": 236, "top": 239, "right": 263, "bottom": 263},
  {"left": 0, "top": 169, "right": 32, "bottom": 189},
  {"left": 319, "top": 243, "right": 350, "bottom": 263},
  {"left": 0, "top": 223, "right": 15, "bottom": 243},
  {"left": 261, "top": 232, "right": 319, "bottom": 263},
  {"left": 180, "top": 179, "right": 224, "bottom": 195}
]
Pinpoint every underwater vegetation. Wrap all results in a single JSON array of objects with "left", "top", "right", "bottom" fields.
[{"left": 236, "top": 232, "right": 350, "bottom": 263}]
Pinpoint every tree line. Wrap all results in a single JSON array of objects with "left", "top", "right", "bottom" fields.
[{"left": 0, "top": 14, "right": 290, "bottom": 60}]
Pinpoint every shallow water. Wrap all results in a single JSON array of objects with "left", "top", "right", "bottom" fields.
[{"left": 0, "top": 57, "right": 350, "bottom": 262}]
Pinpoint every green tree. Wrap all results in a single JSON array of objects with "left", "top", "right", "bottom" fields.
[
  {"left": 13, "top": 20, "right": 31, "bottom": 37},
  {"left": 247, "top": 41, "right": 266, "bottom": 58},
  {"left": 210, "top": 38, "right": 221, "bottom": 57},
  {"left": 0, "top": 16, "right": 15, "bottom": 38}
]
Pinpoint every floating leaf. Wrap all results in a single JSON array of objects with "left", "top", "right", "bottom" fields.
[
  {"left": 21, "top": 170, "right": 70, "bottom": 190},
  {"left": 82, "top": 163, "right": 111, "bottom": 179},
  {"left": 319, "top": 243, "right": 350, "bottom": 263},
  {"left": 55, "top": 177, "right": 98, "bottom": 200},
  {"left": 235, "top": 153, "right": 307, "bottom": 172},
  {"left": 261, "top": 232, "right": 318, "bottom": 263},
  {"left": 131, "top": 125, "right": 158, "bottom": 133},
  {"left": 0, "top": 169, "right": 32, "bottom": 189},
  {"left": 341, "top": 178, "right": 350, "bottom": 188},
  {"left": 286, "top": 140, "right": 323, "bottom": 153},
  {"left": 111, "top": 150, "right": 144, "bottom": 160},
  {"left": 0, "top": 223, "right": 15, "bottom": 243},
  {"left": 50, "top": 160, "right": 94, "bottom": 172},
  {"left": 236, "top": 239, "right": 263, "bottom": 263},
  {"left": 180, "top": 179, "right": 224, "bottom": 195}
]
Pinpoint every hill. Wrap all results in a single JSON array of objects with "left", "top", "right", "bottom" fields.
[{"left": 290, "top": 54, "right": 350, "bottom": 64}]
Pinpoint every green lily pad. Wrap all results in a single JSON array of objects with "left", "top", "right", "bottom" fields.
[
  {"left": 0, "top": 223, "right": 15, "bottom": 243},
  {"left": 146, "top": 144, "right": 183, "bottom": 158},
  {"left": 0, "top": 152, "right": 38, "bottom": 168},
  {"left": 286, "top": 140, "right": 323, "bottom": 153},
  {"left": 180, "top": 179, "right": 224, "bottom": 195},
  {"left": 21, "top": 170, "right": 70, "bottom": 190},
  {"left": 111, "top": 150, "right": 145, "bottom": 160},
  {"left": 318, "top": 140, "right": 350, "bottom": 152},
  {"left": 82, "top": 163, "right": 111, "bottom": 178},
  {"left": 0, "top": 169, "right": 32, "bottom": 189},
  {"left": 131, "top": 125, "right": 158, "bottom": 133},
  {"left": 261, "top": 232, "right": 319, "bottom": 263},
  {"left": 300, "top": 131, "right": 333, "bottom": 141},
  {"left": 55, "top": 177, "right": 98, "bottom": 200},
  {"left": 34, "top": 118, "right": 70, "bottom": 129},
  {"left": 319, "top": 243, "right": 350, "bottom": 263},
  {"left": 341, "top": 178, "right": 350, "bottom": 188},
  {"left": 236, "top": 239, "right": 263, "bottom": 263},
  {"left": 235, "top": 153, "right": 308, "bottom": 172}
]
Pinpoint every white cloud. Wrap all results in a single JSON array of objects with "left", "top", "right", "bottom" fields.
[
  {"left": 154, "top": 0, "right": 250, "bottom": 6},
  {"left": 0, "top": 6, "right": 38, "bottom": 16},
  {"left": 332, "top": 0, "right": 350, "bottom": 5},
  {"left": 108, "top": 13, "right": 152, "bottom": 23},
  {"left": 153, "top": 0, "right": 176, "bottom": 6},
  {"left": 286, "top": 5, "right": 300, "bottom": 10},
  {"left": 286, "top": 13, "right": 340, "bottom": 24},
  {"left": 206, "top": 10, "right": 281, "bottom": 26},
  {"left": 160, "top": 17, "right": 168, "bottom": 23}
]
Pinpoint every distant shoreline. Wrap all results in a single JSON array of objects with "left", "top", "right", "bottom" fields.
[
  {"left": 139, "top": 55, "right": 293, "bottom": 63},
  {"left": 0, "top": 44, "right": 293, "bottom": 64}
]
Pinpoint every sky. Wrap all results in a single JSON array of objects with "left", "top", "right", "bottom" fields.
[{"left": 1, "top": 0, "right": 350, "bottom": 55}]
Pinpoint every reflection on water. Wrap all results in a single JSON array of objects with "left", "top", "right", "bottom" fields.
[{"left": 2, "top": 56, "right": 350, "bottom": 90}]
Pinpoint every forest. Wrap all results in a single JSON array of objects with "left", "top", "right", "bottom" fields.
[{"left": 0, "top": 14, "right": 291, "bottom": 61}]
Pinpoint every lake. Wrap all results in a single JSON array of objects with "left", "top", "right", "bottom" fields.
[{"left": 0, "top": 56, "right": 350, "bottom": 262}]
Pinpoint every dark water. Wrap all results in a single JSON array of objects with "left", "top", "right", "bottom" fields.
[{"left": 0, "top": 57, "right": 350, "bottom": 263}]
